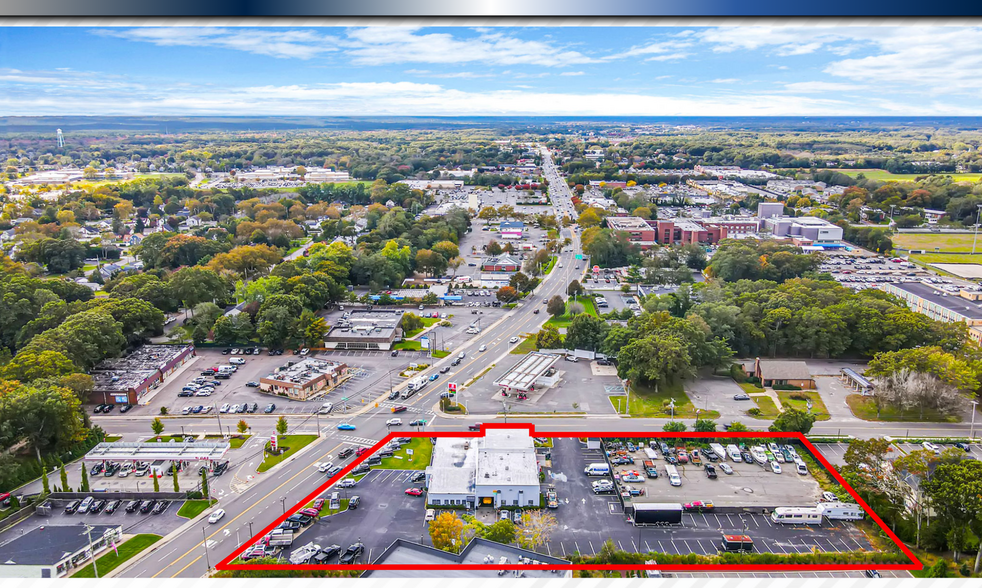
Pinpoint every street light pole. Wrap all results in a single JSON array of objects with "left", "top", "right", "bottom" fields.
[
  {"left": 970, "top": 400, "right": 979, "bottom": 441},
  {"left": 973, "top": 204, "right": 982, "bottom": 255}
]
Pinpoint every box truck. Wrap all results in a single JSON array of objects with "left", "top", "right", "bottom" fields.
[{"left": 632, "top": 503, "right": 683, "bottom": 526}]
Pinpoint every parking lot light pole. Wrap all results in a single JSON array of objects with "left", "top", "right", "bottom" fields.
[
  {"left": 214, "top": 404, "right": 224, "bottom": 438},
  {"left": 83, "top": 523, "right": 99, "bottom": 578}
]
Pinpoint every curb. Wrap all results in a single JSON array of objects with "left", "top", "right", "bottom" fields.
[
  {"left": 106, "top": 499, "right": 218, "bottom": 578},
  {"left": 253, "top": 433, "right": 326, "bottom": 477}
]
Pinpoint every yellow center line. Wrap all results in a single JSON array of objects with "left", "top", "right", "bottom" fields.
[{"left": 154, "top": 441, "right": 344, "bottom": 578}]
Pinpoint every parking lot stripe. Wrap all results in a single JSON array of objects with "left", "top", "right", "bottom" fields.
[
  {"left": 644, "top": 541, "right": 652, "bottom": 552},
  {"left": 588, "top": 541, "right": 597, "bottom": 555}
]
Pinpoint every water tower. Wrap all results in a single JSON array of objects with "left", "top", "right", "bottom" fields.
[{"left": 56, "top": 128, "right": 64, "bottom": 148}]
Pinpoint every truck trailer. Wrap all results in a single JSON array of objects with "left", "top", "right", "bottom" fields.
[{"left": 632, "top": 502, "right": 683, "bottom": 526}]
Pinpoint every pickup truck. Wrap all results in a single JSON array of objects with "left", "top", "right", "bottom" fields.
[
  {"left": 546, "top": 488, "right": 559, "bottom": 509},
  {"left": 642, "top": 460, "right": 659, "bottom": 478},
  {"left": 690, "top": 450, "right": 702, "bottom": 466}
]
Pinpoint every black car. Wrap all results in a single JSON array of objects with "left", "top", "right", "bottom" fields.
[
  {"left": 864, "top": 570, "right": 881, "bottom": 578},
  {"left": 93, "top": 404, "right": 105, "bottom": 414},
  {"left": 90, "top": 499, "right": 108, "bottom": 514},
  {"left": 348, "top": 495, "right": 361, "bottom": 509},
  {"left": 366, "top": 456, "right": 383, "bottom": 466},
  {"left": 104, "top": 463, "right": 120, "bottom": 476},
  {"left": 955, "top": 442, "right": 971, "bottom": 452},
  {"left": 213, "top": 461, "right": 230, "bottom": 476},
  {"left": 741, "top": 451, "right": 754, "bottom": 464},
  {"left": 244, "top": 348, "right": 253, "bottom": 355},
  {"left": 338, "top": 543, "right": 365, "bottom": 564},
  {"left": 409, "top": 419, "right": 426, "bottom": 427},
  {"left": 139, "top": 500, "right": 156, "bottom": 514},
  {"left": 124, "top": 500, "right": 141, "bottom": 514},
  {"left": 351, "top": 464, "right": 371, "bottom": 475},
  {"left": 278, "top": 521, "right": 301, "bottom": 531},
  {"left": 314, "top": 544, "right": 342, "bottom": 562},
  {"left": 103, "top": 404, "right": 115, "bottom": 413},
  {"left": 704, "top": 465, "right": 718, "bottom": 479},
  {"left": 264, "top": 404, "right": 276, "bottom": 414},
  {"left": 410, "top": 471, "right": 426, "bottom": 483},
  {"left": 388, "top": 390, "right": 400, "bottom": 400},
  {"left": 287, "top": 514, "right": 313, "bottom": 526},
  {"left": 222, "top": 348, "right": 231, "bottom": 355},
  {"left": 119, "top": 404, "right": 133, "bottom": 413},
  {"left": 338, "top": 448, "right": 355, "bottom": 459},
  {"left": 451, "top": 358, "right": 461, "bottom": 367},
  {"left": 391, "top": 350, "right": 398, "bottom": 357},
  {"left": 104, "top": 499, "right": 122, "bottom": 514},
  {"left": 64, "top": 500, "right": 81, "bottom": 514},
  {"left": 152, "top": 501, "right": 169, "bottom": 515},
  {"left": 90, "top": 463, "right": 104, "bottom": 476}
]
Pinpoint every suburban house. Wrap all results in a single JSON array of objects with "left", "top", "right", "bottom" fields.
[{"left": 751, "top": 358, "right": 816, "bottom": 389}]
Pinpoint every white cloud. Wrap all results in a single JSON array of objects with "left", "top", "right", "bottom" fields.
[
  {"left": 644, "top": 53, "right": 690, "bottom": 62},
  {"left": 782, "top": 81, "right": 865, "bottom": 93},
  {"left": 776, "top": 42, "right": 824, "bottom": 56},
  {"left": 710, "top": 78, "right": 740, "bottom": 84},
  {"left": 560, "top": 71, "right": 585, "bottom": 76},
  {"left": 94, "top": 28, "right": 339, "bottom": 60},
  {"left": 605, "top": 40, "right": 692, "bottom": 60}
]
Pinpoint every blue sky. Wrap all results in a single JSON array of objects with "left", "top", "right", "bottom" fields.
[{"left": 2, "top": 25, "right": 982, "bottom": 116}]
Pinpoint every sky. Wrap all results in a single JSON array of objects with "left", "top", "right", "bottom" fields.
[{"left": 2, "top": 25, "right": 982, "bottom": 117}]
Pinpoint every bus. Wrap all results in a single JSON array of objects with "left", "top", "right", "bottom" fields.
[
  {"left": 665, "top": 464, "right": 681, "bottom": 487},
  {"left": 770, "top": 507, "right": 822, "bottom": 525}
]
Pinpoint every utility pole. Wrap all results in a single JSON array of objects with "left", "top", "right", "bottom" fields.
[
  {"left": 214, "top": 404, "right": 224, "bottom": 439},
  {"left": 201, "top": 527, "right": 212, "bottom": 571},
  {"left": 83, "top": 523, "right": 100, "bottom": 578},
  {"left": 970, "top": 400, "right": 979, "bottom": 441}
]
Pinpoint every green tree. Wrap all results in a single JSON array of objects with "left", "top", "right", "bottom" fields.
[
  {"left": 276, "top": 416, "right": 288, "bottom": 436},
  {"left": 151, "top": 417, "right": 165, "bottom": 437},
  {"left": 535, "top": 325, "right": 563, "bottom": 350},
  {"left": 257, "top": 306, "right": 300, "bottom": 350},
  {"left": 212, "top": 313, "right": 254, "bottom": 345},
  {"left": 486, "top": 240, "right": 503, "bottom": 256},
  {"left": 663, "top": 421, "right": 687, "bottom": 433},
  {"left": 153, "top": 472, "right": 160, "bottom": 493},
  {"left": 237, "top": 420, "right": 249, "bottom": 435},
  {"left": 921, "top": 459, "right": 982, "bottom": 570},
  {"left": 59, "top": 462, "right": 69, "bottom": 491},
  {"left": 547, "top": 295, "right": 565, "bottom": 317},
  {"left": 482, "top": 519, "right": 516, "bottom": 544},
  {"left": 298, "top": 310, "right": 329, "bottom": 347},
  {"left": 617, "top": 335, "right": 693, "bottom": 388},
  {"left": 693, "top": 419, "right": 717, "bottom": 432},
  {"left": 925, "top": 560, "right": 949, "bottom": 578},
  {"left": 567, "top": 279, "right": 584, "bottom": 297},
  {"left": 201, "top": 469, "right": 209, "bottom": 499},
  {"left": 769, "top": 408, "right": 817, "bottom": 434},
  {"left": 41, "top": 467, "right": 50, "bottom": 494},
  {"left": 726, "top": 422, "right": 749, "bottom": 432},
  {"left": 173, "top": 466, "right": 180, "bottom": 492},
  {"left": 80, "top": 463, "right": 89, "bottom": 492},
  {"left": 563, "top": 314, "right": 609, "bottom": 352},
  {"left": 400, "top": 312, "right": 424, "bottom": 334}
]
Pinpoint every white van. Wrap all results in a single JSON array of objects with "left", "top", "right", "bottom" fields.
[
  {"left": 794, "top": 458, "right": 808, "bottom": 475},
  {"left": 218, "top": 365, "right": 236, "bottom": 374},
  {"left": 665, "top": 464, "right": 682, "bottom": 486},
  {"left": 726, "top": 444, "right": 742, "bottom": 462},
  {"left": 229, "top": 357, "right": 245, "bottom": 365},
  {"left": 584, "top": 463, "right": 610, "bottom": 476}
]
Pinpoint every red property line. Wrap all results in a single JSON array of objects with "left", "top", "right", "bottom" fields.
[{"left": 218, "top": 424, "right": 921, "bottom": 573}]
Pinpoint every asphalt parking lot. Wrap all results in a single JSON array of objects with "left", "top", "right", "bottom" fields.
[
  {"left": 284, "top": 468, "right": 428, "bottom": 564},
  {"left": 539, "top": 439, "right": 869, "bottom": 559},
  {"left": 0, "top": 497, "right": 189, "bottom": 540}
]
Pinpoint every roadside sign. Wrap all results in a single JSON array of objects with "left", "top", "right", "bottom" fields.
[
  {"left": 575, "top": 254, "right": 583, "bottom": 260},
  {"left": 593, "top": 265, "right": 600, "bottom": 273},
  {"left": 420, "top": 337, "right": 430, "bottom": 350},
  {"left": 270, "top": 434, "right": 278, "bottom": 452},
  {"left": 448, "top": 382, "right": 458, "bottom": 395},
  {"left": 406, "top": 449, "right": 414, "bottom": 456}
]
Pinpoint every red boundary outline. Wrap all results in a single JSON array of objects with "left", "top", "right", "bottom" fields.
[{"left": 217, "top": 424, "right": 921, "bottom": 573}]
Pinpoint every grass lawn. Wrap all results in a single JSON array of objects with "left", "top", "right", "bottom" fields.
[
  {"left": 894, "top": 232, "right": 982, "bottom": 254},
  {"left": 542, "top": 256, "right": 558, "bottom": 275},
  {"left": 432, "top": 350, "right": 450, "bottom": 358},
  {"left": 257, "top": 435, "right": 319, "bottom": 472},
  {"left": 831, "top": 169, "right": 982, "bottom": 182},
  {"left": 777, "top": 390, "right": 831, "bottom": 421},
  {"left": 609, "top": 381, "right": 720, "bottom": 419},
  {"left": 146, "top": 435, "right": 186, "bottom": 443},
  {"left": 71, "top": 534, "right": 162, "bottom": 578},
  {"left": 403, "top": 317, "right": 441, "bottom": 339},
  {"left": 910, "top": 253, "right": 982, "bottom": 266},
  {"left": 105, "top": 435, "right": 123, "bottom": 442},
  {"left": 204, "top": 434, "right": 250, "bottom": 449},
  {"left": 545, "top": 297, "right": 598, "bottom": 328},
  {"left": 737, "top": 382, "right": 763, "bottom": 395},
  {"left": 466, "top": 365, "right": 494, "bottom": 386},
  {"left": 374, "top": 437, "right": 433, "bottom": 470},
  {"left": 394, "top": 340, "right": 422, "bottom": 351},
  {"left": 846, "top": 394, "right": 961, "bottom": 423},
  {"left": 511, "top": 336, "right": 537, "bottom": 354},
  {"left": 748, "top": 396, "right": 780, "bottom": 419},
  {"left": 177, "top": 499, "right": 215, "bottom": 519}
]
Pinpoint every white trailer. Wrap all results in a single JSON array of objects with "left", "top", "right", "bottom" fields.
[
  {"left": 770, "top": 507, "right": 822, "bottom": 525},
  {"left": 643, "top": 447, "right": 659, "bottom": 460},
  {"left": 818, "top": 502, "right": 865, "bottom": 521}
]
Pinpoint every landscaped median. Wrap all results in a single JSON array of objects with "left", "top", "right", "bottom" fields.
[
  {"left": 545, "top": 297, "right": 598, "bottom": 328},
  {"left": 177, "top": 499, "right": 217, "bottom": 519},
  {"left": 374, "top": 437, "right": 433, "bottom": 470},
  {"left": 71, "top": 534, "right": 162, "bottom": 578},
  {"left": 846, "top": 394, "right": 961, "bottom": 423},
  {"left": 257, "top": 434, "right": 319, "bottom": 473},
  {"left": 204, "top": 434, "right": 251, "bottom": 449}
]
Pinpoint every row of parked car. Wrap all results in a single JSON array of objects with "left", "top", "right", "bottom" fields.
[
  {"left": 65, "top": 496, "right": 169, "bottom": 515},
  {"left": 93, "top": 404, "right": 132, "bottom": 414}
]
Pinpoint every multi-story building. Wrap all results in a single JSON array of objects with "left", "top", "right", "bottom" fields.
[
  {"left": 605, "top": 216, "right": 657, "bottom": 248},
  {"left": 259, "top": 358, "right": 348, "bottom": 401},
  {"left": 881, "top": 282, "right": 982, "bottom": 343}
]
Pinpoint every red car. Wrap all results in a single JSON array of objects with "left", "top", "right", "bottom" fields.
[
  {"left": 677, "top": 450, "right": 689, "bottom": 464},
  {"left": 313, "top": 498, "right": 325, "bottom": 511},
  {"left": 356, "top": 447, "right": 370, "bottom": 457},
  {"left": 683, "top": 501, "right": 714, "bottom": 512},
  {"left": 405, "top": 488, "right": 424, "bottom": 496},
  {"left": 299, "top": 507, "right": 319, "bottom": 517},
  {"left": 392, "top": 406, "right": 408, "bottom": 413}
]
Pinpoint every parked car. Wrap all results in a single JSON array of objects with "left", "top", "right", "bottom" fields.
[
  {"left": 405, "top": 488, "right": 424, "bottom": 496},
  {"left": 64, "top": 500, "right": 81, "bottom": 514},
  {"left": 338, "top": 543, "right": 365, "bottom": 564},
  {"left": 733, "top": 393, "right": 751, "bottom": 401},
  {"left": 246, "top": 381, "right": 259, "bottom": 387},
  {"left": 124, "top": 500, "right": 140, "bottom": 513},
  {"left": 264, "top": 404, "right": 276, "bottom": 413},
  {"left": 104, "top": 499, "right": 122, "bottom": 514},
  {"left": 348, "top": 496, "right": 361, "bottom": 509}
]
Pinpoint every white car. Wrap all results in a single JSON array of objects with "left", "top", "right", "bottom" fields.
[
  {"left": 921, "top": 441, "right": 940, "bottom": 453},
  {"left": 822, "top": 491, "right": 837, "bottom": 502},
  {"left": 718, "top": 463, "right": 733, "bottom": 475},
  {"left": 195, "top": 390, "right": 212, "bottom": 396},
  {"left": 509, "top": 336, "right": 519, "bottom": 344},
  {"left": 769, "top": 461, "right": 782, "bottom": 474},
  {"left": 230, "top": 404, "right": 240, "bottom": 413},
  {"left": 317, "top": 462, "right": 334, "bottom": 473},
  {"left": 318, "top": 402, "right": 333, "bottom": 415},
  {"left": 386, "top": 418, "right": 403, "bottom": 427},
  {"left": 208, "top": 509, "right": 226, "bottom": 524},
  {"left": 479, "top": 344, "right": 487, "bottom": 352},
  {"left": 220, "top": 403, "right": 231, "bottom": 413},
  {"left": 425, "top": 508, "right": 436, "bottom": 521},
  {"left": 300, "top": 348, "right": 310, "bottom": 356},
  {"left": 182, "top": 406, "right": 192, "bottom": 415}
]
